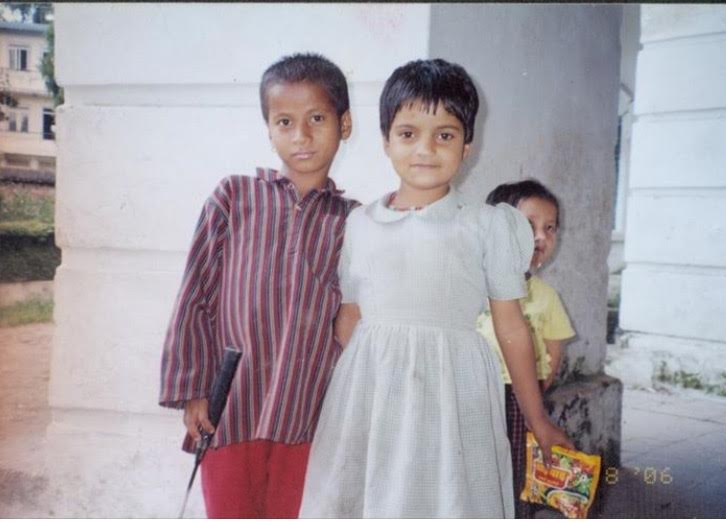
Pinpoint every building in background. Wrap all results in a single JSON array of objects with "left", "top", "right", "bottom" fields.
[{"left": 0, "top": 19, "right": 55, "bottom": 185}]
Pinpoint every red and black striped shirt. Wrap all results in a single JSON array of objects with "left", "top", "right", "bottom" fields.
[{"left": 159, "top": 168, "right": 359, "bottom": 452}]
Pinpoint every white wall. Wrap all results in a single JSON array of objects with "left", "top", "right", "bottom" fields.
[
  {"left": 617, "top": 5, "right": 726, "bottom": 387},
  {"left": 49, "top": 3, "right": 429, "bottom": 517}
]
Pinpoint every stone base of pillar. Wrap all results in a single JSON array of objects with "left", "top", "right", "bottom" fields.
[
  {"left": 543, "top": 373, "right": 623, "bottom": 517},
  {"left": 607, "top": 333, "right": 726, "bottom": 395},
  {"left": 43, "top": 409, "right": 205, "bottom": 518},
  {"left": 544, "top": 373, "right": 623, "bottom": 468}
]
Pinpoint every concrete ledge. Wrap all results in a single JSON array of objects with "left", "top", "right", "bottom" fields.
[{"left": 607, "top": 333, "right": 726, "bottom": 394}]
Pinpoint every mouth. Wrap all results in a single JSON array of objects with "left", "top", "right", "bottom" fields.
[
  {"left": 292, "top": 151, "right": 315, "bottom": 160},
  {"left": 410, "top": 163, "right": 439, "bottom": 169}
]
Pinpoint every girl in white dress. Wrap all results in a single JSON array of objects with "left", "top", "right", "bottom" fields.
[{"left": 299, "top": 59, "right": 572, "bottom": 518}]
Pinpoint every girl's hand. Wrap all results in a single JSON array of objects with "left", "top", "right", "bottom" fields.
[
  {"left": 183, "top": 398, "right": 215, "bottom": 443},
  {"left": 334, "top": 303, "right": 361, "bottom": 348},
  {"left": 530, "top": 419, "right": 574, "bottom": 465}
]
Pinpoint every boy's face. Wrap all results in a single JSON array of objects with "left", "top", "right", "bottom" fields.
[
  {"left": 266, "top": 81, "right": 351, "bottom": 181},
  {"left": 383, "top": 100, "right": 470, "bottom": 193},
  {"left": 517, "top": 197, "right": 559, "bottom": 272}
]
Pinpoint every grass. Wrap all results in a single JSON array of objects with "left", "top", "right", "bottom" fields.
[
  {"left": 0, "top": 298, "right": 54, "bottom": 327},
  {"left": 0, "top": 220, "right": 55, "bottom": 236},
  {"left": 0, "top": 190, "right": 55, "bottom": 225}
]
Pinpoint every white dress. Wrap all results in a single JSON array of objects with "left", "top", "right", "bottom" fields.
[{"left": 299, "top": 188, "right": 534, "bottom": 518}]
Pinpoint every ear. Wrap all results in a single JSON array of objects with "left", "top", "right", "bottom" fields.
[
  {"left": 462, "top": 143, "right": 472, "bottom": 160},
  {"left": 340, "top": 110, "right": 352, "bottom": 140},
  {"left": 383, "top": 135, "right": 391, "bottom": 158}
]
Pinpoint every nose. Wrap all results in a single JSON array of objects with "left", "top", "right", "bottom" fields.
[
  {"left": 415, "top": 136, "right": 435, "bottom": 156},
  {"left": 533, "top": 227, "right": 546, "bottom": 243},
  {"left": 293, "top": 122, "right": 312, "bottom": 144}
]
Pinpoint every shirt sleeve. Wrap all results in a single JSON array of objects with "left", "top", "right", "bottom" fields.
[
  {"left": 338, "top": 209, "right": 359, "bottom": 304},
  {"left": 159, "top": 179, "right": 231, "bottom": 409},
  {"left": 482, "top": 203, "right": 534, "bottom": 301},
  {"left": 543, "top": 288, "right": 576, "bottom": 341}
]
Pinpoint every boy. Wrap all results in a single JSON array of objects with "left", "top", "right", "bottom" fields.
[
  {"left": 477, "top": 179, "right": 576, "bottom": 518},
  {"left": 159, "top": 53, "right": 356, "bottom": 518}
]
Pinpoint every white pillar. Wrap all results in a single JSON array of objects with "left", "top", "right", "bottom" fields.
[
  {"left": 49, "top": 4, "right": 429, "bottom": 516},
  {"left": 429, "top": 5, "right": 624, "bottom": 466},
  {"left": 616, "top": 6, "right": 726, "bottom": 390}
]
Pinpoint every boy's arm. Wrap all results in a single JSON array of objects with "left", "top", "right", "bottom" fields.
[
  {"left": 542, "top": 339, "right": 566, "bottom": 391},
  {"left": 159, "top": 180, "right": 232, "bottom": 441},
  {"left": 490, "top": 298, "right": 573, "bottom": 462},
  {"left": 334, "top": 303, "right": 361, "bottom": 347}
]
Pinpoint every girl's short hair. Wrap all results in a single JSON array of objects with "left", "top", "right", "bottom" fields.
[
  {"left": 379, "top": 59, "right": 479, "bottom": 144},
  {"left": 486, "top": 179, "right": 561, "bottom": 227},
  {"left": 260, "top": 53, "right": 350, "bottom": 121}
]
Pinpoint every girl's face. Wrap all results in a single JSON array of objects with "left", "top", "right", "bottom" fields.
[
  {"left": 266, "top": 81, "right": 351, "bottom": 181},
  {"left": 517, "top": 197, "right": 559, "bottom": 272},
  {"left": 384, "top": 100, "right": 470, "bottom": 195}
]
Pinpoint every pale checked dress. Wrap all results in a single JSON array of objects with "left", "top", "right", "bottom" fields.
[{"left": 299, "top": 188, "right": 534, "bottom": 518}]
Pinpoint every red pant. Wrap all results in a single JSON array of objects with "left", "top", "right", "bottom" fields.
[{"left": 200, "top": 440, "right": 311, "bottom": 518}]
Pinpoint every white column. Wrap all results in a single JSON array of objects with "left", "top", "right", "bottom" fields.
[
  {"left": 49, "top": 4, "right": 430, "bottom": 516},
  {"left": 617, "top": 6, "right": 726, "bottom": 389}
]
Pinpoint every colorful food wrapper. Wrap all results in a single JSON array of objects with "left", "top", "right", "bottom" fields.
[{"left": 520, "top": 432, "right": 601, "bottom": 519}]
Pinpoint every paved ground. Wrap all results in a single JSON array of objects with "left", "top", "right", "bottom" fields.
[{"left": 1, "top": 322, "right": 726, "bottom": 518}]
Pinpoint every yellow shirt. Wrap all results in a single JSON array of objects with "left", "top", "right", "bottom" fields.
[{"left": 476, "top": 275, "right": 575, "bottom": 383}]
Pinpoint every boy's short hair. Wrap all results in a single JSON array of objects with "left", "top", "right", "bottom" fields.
[
  {"left": 259, "top": 53, "right": 350, "bottom": 122},
  {"left": 379, "top": 58, "right": 479, "bottom": 144},
  {"left": 486, "top": 179, "right": 561, "bottom": 227}
]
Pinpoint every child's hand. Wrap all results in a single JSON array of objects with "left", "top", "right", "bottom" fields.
[
  {"left": 542, "top": 374, "right": 556, "bottom": 392},
  {"left": 531, "top": 419, "right": 573, "bottom": 466},
  {"left": 183, "top": 398, "right": 215, "bottom": 443}
]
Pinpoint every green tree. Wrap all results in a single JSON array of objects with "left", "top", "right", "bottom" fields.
[{"left": 40, "top": 16, "right": 62, "bottom": 106}]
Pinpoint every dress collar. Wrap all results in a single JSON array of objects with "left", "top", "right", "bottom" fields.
[
  {"left": 255, "top": 167, "right": 344, "bottom": 196},
  {"left": 366, "top": 186, "right": 463, "bottom": 223}
]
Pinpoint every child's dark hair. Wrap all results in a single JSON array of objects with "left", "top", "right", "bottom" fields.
[
  {"left": 259, "top": 53, "right": 350, "bottom": 122},
  {"left": 379, "top": 58, "right": 479, "bottom": 144},
  {"left": 486, "top": 179, "right": 561, "bottom": 228}
]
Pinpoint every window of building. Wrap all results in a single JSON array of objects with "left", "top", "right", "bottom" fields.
[
  {"left": 7, "top": 108, "right": 30, "bottom": 133},
  {"left": 9, "top": 46, "right": 29, "bottom": 71},
  {"left": 43, "top": 108, "right": 55, "bottom": 140}
]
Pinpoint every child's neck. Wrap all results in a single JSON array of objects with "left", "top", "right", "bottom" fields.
[
  {"left": 282, "top": 168, "right": 329, "bottom": 199},
  {"left": 392, "top": 184, "right": 450, "bottom": 210}
]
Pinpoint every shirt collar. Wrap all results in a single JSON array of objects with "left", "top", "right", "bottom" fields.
[
  {"left": 366, "top": 186, "right": 463, "bottom": 223},
  {"left": 256, "top": 167, "right": 344, "bottom": 196}
]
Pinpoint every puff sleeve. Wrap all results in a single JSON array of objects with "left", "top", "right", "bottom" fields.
[{"left": 482, "top": 202, "right": 534, "bottom": 301}]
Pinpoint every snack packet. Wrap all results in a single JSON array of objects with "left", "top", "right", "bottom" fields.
[{"left": 520, "top": 432, "right": 601, "bottom": 518}]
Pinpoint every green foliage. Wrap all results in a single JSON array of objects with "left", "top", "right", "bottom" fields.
[
  {"left": 0, "top": 186, "right": 59, "bottom": 282},
  {"left": 0, "top": 190, "right": 55, "bottom": 224},
  {"left": 0, "top": 219, "right": 54, "bottom": 236},
  {"left": 0, "top": 297, "right": 54, "bottom": 327},
  {"left": 0, "top": 235, "right": 60, "bottom": 282},
  {"left": 40, "top": 17, "right": 63, "bottom": 107},
  {"left": 656, "top": 361, "right": 726, "bottom": 397}
]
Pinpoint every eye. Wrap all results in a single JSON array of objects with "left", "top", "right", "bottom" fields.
[
  {"left": 276, "top": 117, "right": 291, "bottom": 127},
  {"left": 438, "top": 132, "right": 455, "bottom": 141},
  {"left": 311, "top": 114, "right": 325, "bottom": 123},
  {"left": 547, "top": 225, "right": 558, "bottom": 233},
  {"left": 399, "top": 131, "right": 414, "bottom": 139}
]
